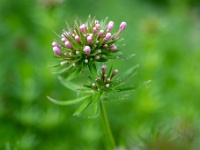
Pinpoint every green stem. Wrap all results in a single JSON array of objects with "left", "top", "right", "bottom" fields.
[{"left": 100, "top": 100, "right": 116, "bottom": 150}]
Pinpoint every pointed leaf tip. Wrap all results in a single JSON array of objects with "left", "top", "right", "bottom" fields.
[{"left": 47, "top": 95, "right": 91, "bottom": 105}]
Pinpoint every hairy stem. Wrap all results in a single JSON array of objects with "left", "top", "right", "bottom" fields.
[{"left": 100, "top": 100, "right": 116, "bottom": 150}]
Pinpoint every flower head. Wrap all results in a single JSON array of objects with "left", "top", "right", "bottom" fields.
[{"left": 50, "top": 16, "right": 127, "bottom": 79}]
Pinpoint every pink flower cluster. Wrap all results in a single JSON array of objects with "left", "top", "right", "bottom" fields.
[
  {"left": 92, "top": 65, "right": 119, "bottom": 90},
  {"left": 51, "top": 17, "right": 127, "bottom": 69}
]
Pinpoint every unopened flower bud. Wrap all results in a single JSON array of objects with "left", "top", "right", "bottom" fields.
[
  {"left": 105, "top": 84, "right": 110, "bottom": 88},
  {"left": 87, "top": 35, "right": 92, "bottom": 44},
  {"left": 84, "top": 59, "right": 88, "bottom": 63},
  {"left": 95, "top": 24, "right": 100, "bottom": 30},
  {"left": 80, "top": 24, "right": 86, "bottom": 32},
  {"left": 105, "top": 33, "right": 111, "bottom": 40},
  {"left": 92, "top": 83, "right": 97, "bottom": 88},
  {"left": 75, "top": 35, "right": 80, "bottom": 42},
  {"left": 110, "top": 44, "right": 117, "bottom": 50},
  {"left": 93, "top": 27, "right": 97, "bottom": 33},
  {"left": 52, "top": 42, "right": 59, "bottom": 47},
  {"left": 107, "top": 78, "right": 111, "bottom": 82},
  {"left": 113, "top": 69, "right": 118, "bottom": 75},
  {"left": 102, "top": 65, "right": 107, "bottom": 72},
  {"left": 120, "top": 22, "right": 127, "bottom": 31},
  {"left": 76, "top": 51, "right": 80, "bottom": 54},
  {"left": 95, "top": 20, "right": 99, "bottom": 24},
  {"left": 98, "top": 49, "right": 101, "bottom": 53},
  {"left": 53, "top": 47, "right": 61, "bottom": 55},
  {"left": 72, "top": 63, "right": 77, "bottom": 66},
  {"left": 95, "top": 55, "right": 100, "bottom": 60},
  {"left": 107, "top": 21, "right": 114, "bottom": 31},
  {"left": 61, "top": 37, "right": 67, "bottom": 42},
  {"left": 83, "top": 46, "right": 91, "bottom": 55},
  {"left": 99, "top": 30, "right": 104, "bottom": 37},
  {"left": 65, "top": 41, "right": 71, "bottom": 48},
  {"left": 60, "top": 61, "right": 67, "bottom": 66}
]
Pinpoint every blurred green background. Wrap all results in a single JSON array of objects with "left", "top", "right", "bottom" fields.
[{"left": 1, "top": 0, "right": 200, "bottom": 149}]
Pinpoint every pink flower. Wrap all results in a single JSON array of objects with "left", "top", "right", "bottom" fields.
[
  {"left": 80, "top": 24, "right": 86, "bottom": 32},
  {"left": 87, "top": 35, "right": 93, "bottom": 44},
  {"left": 99, "top": 30, "right": 104, "bottom": 37},
  {"left": 75, "top": 35, "right": 80, "bottom": 42},
  {"left": 120, "top": 22, "right": 127, "bottom": 31},
  {"left": 105, "top": 33, "right": 111, "bottom": 40},
  {"left": 65, "top": 41, "right": 72, "bottom": 48},
  {"left": 83, "top": 46, "right": 91, "bottom": 55},
  {"left": 107, "top": 21, "right": 114, "bottom": 31},
  {"left": 53, "top": 47, "right": 61, "bottom": 55},
  {"left": 52, "top": 42, "right": 59, "bottom": 47}
]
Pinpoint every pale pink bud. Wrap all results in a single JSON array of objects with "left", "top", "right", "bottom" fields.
[
  {"left": 102, "top": 65, "right": 107, "bottom": 72},
  {"left": 72, "top": 63, "right": 77, "bottom": 66},
  {"left": 99, "top": 30, "right": 104, "bottom": 36},
  {"left": 80, "top": 24, "right": 86, "bottom": 32},
  {"left": 65, "top": 41, "right": 71, "bottom": 48},
  {"left": 113, "top": 69, "right": 118, "bottom": 75},
  {"left": 61, "top": 37, "right": 67, "bottom": 42},
  {"left": 95, "top": 20, "right": 99, "bottom": 24},
  {"left": 107, "top": 78, "right": 111, "bottom": 82},
  {"left": 105, "top": 84, "right": 110, "bottom": 88},
  {"left": 52, "top": 42, "right": 59, "bottom": 47},
  {"left": 83, "top": 46, "right": 91, "bottom": 55},
  {"left": 93, "top": 27, "right": 97, "bottom": 33},
  {"left": 75, "top": 35, "right": 80, "bottom": 42},
  {"left": 110, "top": 44, "right": 117, "bottom": 50},
  {"left": 92, "top": 83, "right": 97, "bottom": 89},
  {"left": 107, "top": 21, "right": 114, "bottom": 31},
  {"left": 53, "top": 47, "right": 61, "bottom": 55},
  {"left": 95, "top": 24, "right": 100, "bottom": 30},
  {"left": 104, "top": 44, "right": 108, "bottom": 47},
  {"left": 95, "top": 55, "right": 100, "bottom": 60},
  {"left": 105, "top": 33, "right": 111, "bottom": 40},
  {"left": 87, "top": 36, "right": 92, "bottom": 44},
  {"left": 84, "top": 59, "right": 88, "bottom": 63},
  {"left": 61, "top": 34, "right": 65, "bottom": 38},
  {"left": 120, "top": 22, "right": 127, "bottom": 31},
  {"left": 109, "top": 21, "right": 114, "bottom": 25},
  {"left": 60, "top": 61, "right": 67, "bottom": 66}
]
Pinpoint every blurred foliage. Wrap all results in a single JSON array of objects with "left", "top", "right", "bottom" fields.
[{"left": 0, "top": 0, "right": 200, "bottom": 149}]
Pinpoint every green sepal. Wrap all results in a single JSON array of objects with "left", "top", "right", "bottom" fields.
[{"left": 47, "top": 95, "right": 91, "bottom": 105}]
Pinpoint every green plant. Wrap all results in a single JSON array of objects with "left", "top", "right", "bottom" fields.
[{"left": 48, "top": 16, "right": 140, "bottom": 150}]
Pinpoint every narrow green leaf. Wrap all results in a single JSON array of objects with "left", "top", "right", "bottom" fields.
[
  {"left": 115, "top": 84, "right": 139, "bottom": 91},
  {"left": 73, "top": 98, "right": 93, "bottom": 116},
  {"left": 88, "top": 62, "right": 97, "bottom": 77},
  {"left": 47, "top": 95, "right": 91, "bottom": 105},
  {"left": 88, "top": 93, "right": 101, "bottom": 118},
  {"left": 48, "top": 64, "right": 60, "bottom": 67},
  {"left": 118, "top": 53, "right": 136, "bottom": 60},
  {"left": 104, "top": 53, "right": 118, "bottom": 59},
  {"left": 52, "top": 65, "right": 72, "bottom": 74},
  {"left": 58, "top": 76, "right": 80, "bottom": 91}
]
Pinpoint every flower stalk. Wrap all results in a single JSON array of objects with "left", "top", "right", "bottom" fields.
[{"left": 100, "top": 99, "right": 116, "bottom": 150}]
